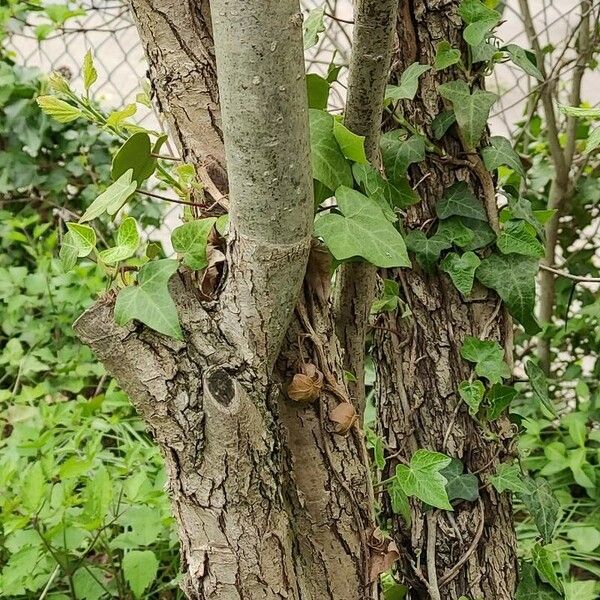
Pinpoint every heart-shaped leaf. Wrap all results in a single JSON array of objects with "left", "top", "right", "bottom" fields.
[
  {"left": 458, "top": 379, "right": 485, "bottom": 415},
  {"left": 497, "top": 220, "right": 544, "bottom": 257},
  {"left": 171, "top": 218, "right": 217, "bottom": 270},
  {"left": 386, "top": 63, "right": 431, "bottom": 101},
  {"left": 482, "top": 136, "right": 525, "bottom": 177},
  {"left": 99, "top": 217, "right": 140, "bottom": 265},
  {"left": 458, "top": 0, "right": 501, "bottom": 47},
  {"left": 440, "top": 251, "right": 480, "bottom": 295},
  {"left": 460, "top": 336, "right": 511, "bottom": 384},
  {"left": 381, "top": 132, "right": 426, "bottom": 182},
  {"left": 111, "top": 132, "right": 157, "bottom": 184},
  {"left": 435, "top": 42, "right": 461, "bottom": 70},
  {"left": 436, "top": 181, "right": 488, "bottom": 222}
]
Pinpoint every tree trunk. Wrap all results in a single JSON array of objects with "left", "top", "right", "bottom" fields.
[{"left": 373, "top": 2, "right": 518, "bottom": 598}]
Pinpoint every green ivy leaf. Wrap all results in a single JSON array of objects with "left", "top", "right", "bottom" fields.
[
  {"left": 436, "top": 181, "right": 487, "bottom": 222},
  {"left": 458, "top": 0, "right": 501, "bottom": 47},
  {"left": 519, "top": 478, "right": 560, "bottom": 544},
  {"left": 82, "top": 50, "right": 98, "bottom": 92},
  {"left": 314, "top": 186, "right": 410, "bottom": 268},
  {"left": 434, "top": 42, "right": 461, "bottom": 70},
  {"left": 438, "top": 81, "right": 498, "bottom": 148},
  {"left": 458, "top": 379, "right": 485, "bottom": 415},
  {"left": 303, "top": 6, "right": 326, "bottom": 50},
  {"left": 489, "top": 463, "right": 531, "bottom": 494},
  {"left": 309, "top": 109, "right": 353, "bottom": 192},
  {"left": 99, "top": 217, "right": 140, "bottom": 265},
  {"left": 460, "top": 336, "right": 510, "bottom": 384},
  {"left": 114, "top": 259, "right": 182, "bottom": 339},
  {"left": 585, "top": 126, "right": 600, "bottom": 153},
  {"left": 80, "top": 169, "right": 137, "bottom": 222},
  {"left": 432, "top": 110, "right": 457, "bottom": 140},
  {"left": 481, "top": 136, "right": 525, "bottom": 177},
  {"left": 60, "top": 223, "right": 96, "bottom": 272},
  {"left": 171, "top": 218, "right": 217, "bottom": 270},
  {"left": 36, "top": 95, "right": 82, "bottom": 123},
  {"left": 371, "top": 279, "right": 401, "bottom": 314},
  {"left": 516, "top": 563, "right": 561, "bottom": 600},
  {"left": 333, "top": 120, "right": 368, "bottom": 164},
  {"left": 440, "top": 251, "right": 480, "bottom": 295},
  {"left": 505, "top": 44, "right": 543, "bottom": 81},
  {"left": 471, "top": 40, "right": 497, "bottom": 63},
  {"left": 497, "top": 220, "right": 544, "bottom": 258},
  {"left": 394, "top": 449, "right": 453, "bottom": 510},
  {"left": 386, "top": 63, "right": 431, "bottom": 101},
  {"left": 306, "top": 73, "right": 330, "bottom": 110},
  {"left": 486, "top": 383, "right": 518, "bottom": 420},
  {"left": 389, "top": 481, "right": 412, "bottom": 525},
  {"left": 475, "top": 253, "right": 540, "bottom": 334},
  {"left": 441, "top": 458, "right": 479, "bottom": 502},
  {"left": 111, "top": 132, "right": 157, "bottom": 184},
  {"left": 531, "top": 544, "right": 562, "bottom": 594},
  {"left": 525, "top": 359, "right": 555, "bottom": 417},
  {"left": 506, "top": 195, "right": 546, "bottom": 239},
  {"left": 381, "top": 132, "right": 426, "bottom": 182},
  {"left": 352, "top": 163, "right": 396, "bottom": 221},
  {"left": 405, "top": 230, "right": 452, "bottom": 271},
  {"left": 122, "top": 550, "right": 159, "bottom": 598},
  {"left": 436, "top": 217, "right": 475, "bottom": 248}
]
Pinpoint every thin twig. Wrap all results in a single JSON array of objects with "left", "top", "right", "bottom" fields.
[
  {"left": 539, "top": 263, "right": 600, "bottom": 284},
  {"left": 136, "top": 188, "right": 206, "bottom": 208}
]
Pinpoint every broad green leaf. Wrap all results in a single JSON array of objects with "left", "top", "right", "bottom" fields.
[
  {"left": 563, "top": 581, "right": 598, "bottom": 600},
  {"left": 314, "top": 186, "right": 410, "bottom": 268},
  {"left": 309, "top": 109, "right": 353, "bottom": 192},
  {"left": 458, "top": 0, "right": 501, "bottom": 46},
  {"left": 99, "top": 217, "right": 140, "bottom": 265},
  {"left": 497, "top": 220, "right": 544, "bottom": 257},
  {"left": 66, "top": 223, "right": 96, "bottom": 256},
  {"left": 303, "top": 6, "right": 325, "bottom": 50},
  {"left": 389, "top": 480, "right": 412, "bottom": 525},
  {"left": 525, "top": 359, "right": 555, "bottom": 417},
  {"left": 531, "top": 544, "right": 562, "bottom": 594},
  {"left": 80, "top": 169, "right": 137, "bottom": 222},
  {"left": 436, "top": 216, "right": 495, "bottom": 252},
  {"left": 458, "top": 379, "right": 485, "bottom": 415},
  {"left": 471, "top": 41, "right": 497, "bottom": 64},
  {"left": 111, "top": 132, "right": 157, "bottom": 184},
  {"left": 507, "top": 195, "right": 546, "bottom": 239},
  {"left": 365, "top": 427, "right": 386, "bottom": 470},
  {"left": 568, "top": 447, "right": 595, "bottom": 490},
  {"left": 23, "top": 462, "right": 44, "bottom": 511},
  {"left": 371, "top": 279, "right": 401, "bottom": 314},
  {"left": 381, "top": 132, "right": 426, "bottom": 182},
  {"left": 476, "top": 253, "right": 540, "bottom": 334},
  {"left": 82, "top": 49, "right": 98, "bottom": 91},
  {"left": 440, "top": 251, "right": 480, "bottom": 295},
  {"left": 73, "top": 567, "right": 108, "bottom": 600},
  {"left": 171, "top": 218, "right": 217, "bottom": 270},
  {"left": 333, "top": 120, "right": 368, "bottom": 164},
  {"left": 59, "top": 232, "right": 79, "bottom": 272},
  {"left": 385, "top": 63, "right": 431, "bottom": 101},
  {"left": 432, "top": 110, "right": 456, "bottom": 140},
  {"left": 481, "top": 136, "right": 525, "bottom": 177},
  {"left": 561, "top": 412, "right": 587, "bottom": 447},
  {"left": 436, "top": 181, "right": 487, "bottom": 221},
  {"left": 486, "top": 383, "right": 518, "bottom": 420},
  {"left": 520, "top": 478, "right": 559, "bottom": 544},
  {"left": 405, "top": 230, "right": 452, "bottom": 271},
  {"left": 490, "top": 463, "right": 530, "bottom": 494},
  {"left": 122, "top": 550, "right": 159, "bottom": 598},
  {"left": 394, "top": 449, "right": 453, "bottom": 510},
  {"left": 306, "top": 73, "right": 330, "bottom": 110},
  {"left": 516, "top": 563, "right": 561, "bottom": 600},
  {"left": 441, "top": 458, "right": 479, "bottom": 502},
  {"left": 460, "top": 336, "right": 510, "bottom": 384},
  {"left": 567, "top": 527, "right": 600, "bottom": 553},
  {"left": 114, "top": 259, "right": 182, "bottom": 339},
  {"left": 435, "top": 42, "right": 461, "bottom": 70},
  {"left": 106, "top": 103, "right": 136, "bottom": 127},
  {"left": 438, "top": 81, "right": 498, "bottom": 148},
  {"left": 585, "top": 125, "right": 600, "bottom": 153},
  {"left": 505, "top": 44, "right": 543, "bottom": 81},
  {"left": 36, "top": 95, "right": 82, "bottom": 123}
]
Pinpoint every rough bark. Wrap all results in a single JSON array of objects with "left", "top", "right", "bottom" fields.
[{"left": 373, "top": 2, "right": 518, "bottom": 598}]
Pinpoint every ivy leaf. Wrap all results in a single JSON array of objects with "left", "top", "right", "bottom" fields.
[
  {"left": 99, "top": 217, "right": 140, "bottom": 265},
  {"left": 471, "top": 40, "right": 497, "bottom": 63},
  {"left": 80, "top": 169, "right": 137, "bottom": 222},
  {"left": 405, "top": 230, "right": 452, "bottom": 271},
  {"left": 306, "top": 73, "right": 330, "bottom": 110},
  {"left": 517, "top": 563, "right": 562, "bottom": 600},
  {"left": 438, "top": 81, "right": 498, "bottom": 148},
  {"left": 432, "top": 110, "right": 456, "bottom": 140},
  {"left": 585, "top": 126, "right": 600, "bottom": 153},
  {"left": 333, "top": 120, "right": 368, "bottom": 164},
  {"left": 389, "top": 481, "right": 412, "bottom": 525},
  {"left": 497, "top": 220, "right": 544, "bottom": 258},
  {"left": 519, "top": 478, "right": 560, "bottom": 544},
  {"left": 122, "top": 550, "right": 159, "bottom": 598},
  {"left": 460, "top": 336, "right": 510, "bottom": 384},
  {"left": 314, "top": 187, "right": 410, "bottom": 268},
  {"left": 486, "top": 383, "right": 518, "bottom": 420},
  {"left": 66, "top": 223, "right": 96, "bottom": 257},
  {"left": 458, "top": 379, "right": 485, "bottom": 415},
  {"left": 381, "top": 132, "right": 426, "bottom": 182},
  {"left": 507, "top": 195, "right": 546, "bottom": 239},
  {"left": 36, "top": 95, "right": 82, "bottom": 123},
  {"left": 505, "top": 44, "right": 543, "bottom": 81},
  {"left": 303, "top": 6, "right": 326, "bottom": 50},
  {"left": 436, "top": 181, "right": 487, "bottom": 222},
  {"left": 481, "top": 136, "right": 525, "bottom": 177},
  {"left": 441, "top": 458, "right": 479, "bottom": 502},
  {"left": 436, "top": 217, "right": 475, "bottom": 248},
  {"left": 309, "top": 109, "right": 353, "bottom": 192},
  {"left": 458, "top": 0, "right": 501, "bottom": 47},
  {"left": 394, "top": 450, "right": 453, "bottom": 510},
  {"left": 171, "top": 218, "right": 217, "bottom": 270},
  {"left": 352, "top": 163, "right": 396, "bottom": 221},
  {"left": 531, "top": 545, "right": 562, "bottom": 594},
  {"left": 372, "top": 279, "right": 401, "bottom": 314},
  {"left": 475, "top": 253, "right": 540, "bottom": 334},
  {"left": 114, "top": 259, "right": 182, "bottom": 340},
  {"left": 559, "top": 105, "right": 600, "bottom": 118},
  {"left": 525, "top": 359, "right": 555, "bottom": 417},
  {"left": 386, "top": 63, "right": 431, "bottom": 101},
  {"left": 489, "top": 463, "right": 531, "bottom": 494},
  {"left": 434, "top": 42, "right": 461, "bottom": 71},
  {"left": 440, "top": 251, "right": 480, "bottom": 295},
  {"left": 111, "top": 132, "right": 157, "bottom": 184},
  {"left": 82, "top": 50, "right": 98, "bottom": 92}
]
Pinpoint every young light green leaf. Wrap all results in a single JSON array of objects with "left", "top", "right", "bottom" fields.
[
  {"left": 558, "top": 105, "right": 600, "bottom": 118},
  {"left": 99, "top": 217, "right": 140, "bottom": 265},
  {"left": 460, "top": 336, "right": 510, "bottom": 384},
  {"left": 333, "top": 120, "right": 368, "bottom": 164},
  {"left": 458, "top": 379, "right": 485, "bottom": 415},
  {"left": 371, "top": 279, "right": 401, "bottom": 314},
  {"left": 440, "top": 251, "right": 481, "bottom": 295},
  {"left": 59, "top": 232, "right": 79, "bottom": 272},
  {"left": 36, "top": 95, "right": 82, "bottom": 123},
  {"left": 106, "top": 103, "right": 136, "bottom": 127},
  {"left": 439, "top": 81, "right": 498, "bottom": 148},
  {"left": 405, "top": 230, "right": 452, "bottom": 271},
  {"left": 80, "top": 169, "right": 137, "bottom": 222},
  {"left": 389, "top": 480, "right": 412, "bottom": 525},
  {"left": 525, "top": 359, "right": 555, "bottom": 417},
  {"left": 114, "top": 259, "right": 182, "bottom": 339},
  {"left": 434, "top": 42, "right": 461, "bottom": 71},
  {"left": 516, "top": 563, "right": 561, "bottom": 600},
  {"left": 489, "top": 463, "right": 531, "bottom": 494},
  {"left": 352, "top": 163, "right": 397, "bottom": 221},
  {"left": 381, "top": 132, "right": 426, "bottom": 182},
  {"left": 385, "top": 63, "right": 431, "bottom": 101},
  {"left": 458, "top": 0, "right": 501, "bottom": 47},
  {"left": 585, "top": 125, "right": 600, "bottom": 153},
  {"left": 505, "top": 44, "right": 543, "bottom": 81},
  {"left": 481, "top": 136, "right": 525, "bottom": 177},
  {"left": 486, "top": 383, "right": 518, "bottom": 420},
  {"left": 519, "top": 478, "right": 560, "bottom": 544},
  {"left": 111, "top": 132, "right": 157, "bottom": 184},
  {"left": 441, "top": 458, "right": 479, "bottom": 502},
  {"left": 567, "top": 527, "right": 600, "bottom": 554},
  {"left": 436, "top": 181, "right": 488, "bottom": 222},
  {"left": 314, "top": 186, "right": 410, "bottom": 268},
  {"left": 432, "top": 110, "right": 457, "bottom": 140},
  {"left": 171, "top": 218, "right": 217, "bottom": 270},
  {"left": 394, "top": 449, "right": 453, "bottom": 510},
  {"left": 476, "top": 253, "right": 540, "bottom": 334},
  {"left": 531, "top": 544, "right": 562, "bottom": 594},
  {"left": 82, "top": 49, "right": 98, "bottom": 91},
  {"left": 66, "top": 223, "right": 97, "bottom": 257},
  {"left": 303, "top": 6, "right": 326, "bottom": 50},
  {"left": 122, "top": 550, "right": 159, "bottom": 598},
  {"left": 306, "top": 73, "right": 330, "bottom": 110},
  {"left": 497, "top": 220, "right": 544, "bottom": 258},
  {"left": 309, "top": 109, "right": 353, "bottom": 192}
]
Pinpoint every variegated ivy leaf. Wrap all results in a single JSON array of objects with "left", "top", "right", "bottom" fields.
[
  {"left": 385, "top": 63, "right": 431, "bottom": 101},
  {"left": 436, "top": 181, "right": 488, "bottom": 222},
  {"left": 303, "top": 5, "right": 325, "bottom": 50},
  {"left": 481, "top": 136, "right": 525, "bottom": 177},
  {"left": 99, "top": 217, "right": 140, "bottom": 265},
  {"left": 458, "top": 0, "right": 501, "bottom": 47},
  {"left": 440, "top": 251, "right": 481, "bottom": 295},
  {"left": 171, "top": 218, "right": 217, "bottom": 270},
  {"left": 380, "top": 131, "right": 426, "bottom": 182},
  {"left": 434, "top": 41, "right": 461, "bottom": 71},
  {"left": 80, "top": 169, "right": 137, "bottom": 222}
]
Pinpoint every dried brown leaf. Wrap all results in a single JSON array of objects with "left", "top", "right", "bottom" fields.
[
  {"left": 288, "top": 363, "right": 323, "bottom": 402},
  {"left": 329, "top": 402, "right": 358, "bottom": 434}
]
